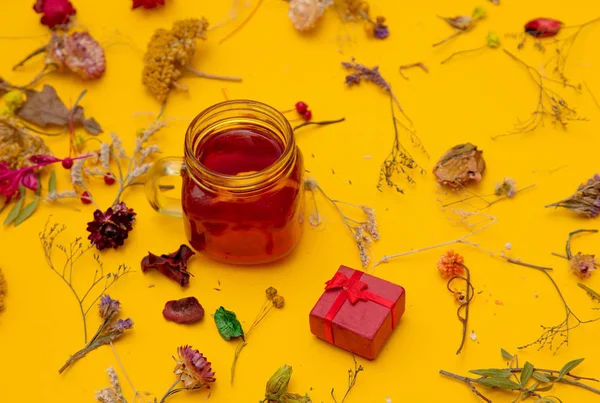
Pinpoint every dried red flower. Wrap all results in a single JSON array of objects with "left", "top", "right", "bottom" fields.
[
  {"left": 86, "top": 202, "right": 137, "bottom": 250},
  {"left": 47, "top": 32, "right": 106, "bottom": 80},
  {"left": 132, "top": 0, "right": 165, "bottom": 9},
  {"left": 437, "top": 250, "right": 465, "bottom": 278},
  {"left": 141, "top": 245, "right": 195, "bottom": 286},
  {"left": 61, "top": 158, "right": 73, "bottom": 169},
  {"left": 163, "top": 297, "right": 204, "bottom": 324},
  {"left": 524, "top": 18, "right": 562, "bottom": 38},
  {"left": 33, "top": 0, "right": 76, "bottom": 29}
]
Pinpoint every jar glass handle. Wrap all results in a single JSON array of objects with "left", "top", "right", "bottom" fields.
[{"left": 145, "top": 157, "right": 184, "bottom": 218}]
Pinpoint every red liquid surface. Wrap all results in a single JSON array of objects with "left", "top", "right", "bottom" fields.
[{"left": 182, "top": 128, "right": 304, "bottom": 264}]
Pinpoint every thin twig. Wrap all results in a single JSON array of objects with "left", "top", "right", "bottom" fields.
[
  {"left": 585, "top": 81, "right": 600, "bottom": 111},
  {"left": 439, "top": 370, "right": 492, "bottom": 403},
  {"left": 218, "top": 0, "right": 264, "bottom": 45},
  {"left": 184, "top": 65, "right": 242, "bottom": 82},
  {"left": 433, "top": 31, "right": 464, "bottom": 47},
  {"left": 399, "top": 62, "right": 429, "bottom": 79},
  {"left": 441, "top": 46, "right": 487, "bottom": 64},
  {"left": 293, "top": 118, "right": 345, "bottom": 131}
]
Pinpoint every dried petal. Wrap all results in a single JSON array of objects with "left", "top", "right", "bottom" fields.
[
  {"left": 442, "top": 15, "right": 474, "bottom": 31},
  {"left": 163, "top": 297, "right": 204, "bottom": 324},
  {"left": 47, "top": 32, "right": 106, "bottom": 79},
  {"left": 141, "top": 245, "right": 195, "bottom": 286},
  {"left": 433, "top": 143, "right": 486, "bottom": 188},
  {"left": 525, "top": 18, "right": 562, "bottom": 38},
  {"left": 569, "top": 253, "right": 597, "bottom": 279}
]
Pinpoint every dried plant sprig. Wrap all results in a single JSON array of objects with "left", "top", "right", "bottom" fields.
[
  {"left": 378, "top": 94, "right": 426, "bottom": 193},
  {"left": 546, "top": 174, "right": 600, "bottom": 217},
  {"left": 231, "top": 287, "right": 285, "bottom": 384},
  {"left": 305, "top": 178, "right": 379, "bottom": 267},
  {"left": 40, "top": 218, "right": 132, "bottom": 343},
  {"left": 331, "top": 355, "right": 363, "bottom": 403},
  {"left": 440, "top": 351, "right": 600, "bottom": 402},
  {"left": 96, "top": 367, "right": 127, "bottom": 403},
  {"left": 398, "top": 62, "right": 428, "bottom": 80},
  {"left": 157, "top": 346, "right": 215, "bottom": 402},
  {"left": 441, "top": 32, "right": 500, "bottom": 64},
  {"left": 551, "top": 229, "right": 598, "bottom": 279},
  {"left": 441, "top": 180, "right": 536, "bottom": 210},
  {"left": 494, "top": 50, "right": 585, "bottom": 139}
]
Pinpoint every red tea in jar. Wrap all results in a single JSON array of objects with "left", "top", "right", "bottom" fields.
[{"left": 179, "top": 101, "right": 304, "bottom": 264}]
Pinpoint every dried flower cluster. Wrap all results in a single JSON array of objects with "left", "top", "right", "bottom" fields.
[
  {"left": 552, "top": 229, "right": 599, "bottom": 279},
  {"left": 288, "top": 0, "right": 333, "bottom": 31},
  {"left": 546, "top": 174, "right": 600, "bottom": 217},
  {"left": 95, "top": 367, "right": 126, "bottom": 403},
  {"left": 433, "top": 143, "right": 486, "bottom": 188},
  {"left": 331, "top": 356, "right": 364, "bottom": 403},
  {"left": 437, "top": 250, "right": 465, "bottom": 278},
  {"left": 261, "top": 365, "right": 312, "bottom": 403},
  {"left": 305, "top": 178, "right": 379, "bottom": 267},
  {"left": 494, "top": 177, "right": 517, "bottom": 198}
]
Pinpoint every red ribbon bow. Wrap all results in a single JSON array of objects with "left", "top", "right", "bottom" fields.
[{"left": 323, "top": 270, "right": 397, "bottom": 344}]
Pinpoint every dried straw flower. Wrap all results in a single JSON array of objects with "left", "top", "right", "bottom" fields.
[
  {"left": 174, "top": 346, "right": 216, "bottom": 389},
  {"left": 288, "top": 0, "right": 333, "bottom": 31},
  {"left": 433, "top": 143, "right": 486, "bottom": 188},
  {"left": 546, "top": 174, "right": 600, "bottom": 218},
  {"left": 437, "top": 250, "right": 465, "bottom": 278},
  {"left": 0, "top": 268, "right": 5, "bottom": 311},
  {"left": 569, "top": 253, "right": 596, "bottom": 279},
  {"left": 47, "top": 32, "right": 106, "bottom": 80},
  {"left": 0, "top": 120, "right": 51, "bottom": 170}
]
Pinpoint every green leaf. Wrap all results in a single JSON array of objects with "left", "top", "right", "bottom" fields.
[
  {"left": 48, "top": 170, "right": 57, "bottom": 194},
  {"left": 557, "top": 358, "right": 584, "bottom": 380},
  {"left": 527, "top": 381, "right": 539, "bottom": 392},
  {"left": 213, "top": 306, "right": 244, "bottom": 341},
  {"left": 470, "top": 368, "right": 512, "bottom": 378},
  {"left": 521, "top": 362, "right": 534, "bottom": 385},
  {"left": 501, "top": 348, "right": 514, "bottom": 360},
  {"left": 15, "top": 197, "right": 39, "bottom": 226},
  {"left": 475, "top": 377, "right": 521, "bottom": 390},
  {"left": 4, "top": 187, "right": 25, "bottom": 226},
  {"left": 532, "top": 372, "right": 551, "bottom": 383},
  {"left": 535, "top": 384, "right": 554, "bottom": 392}
]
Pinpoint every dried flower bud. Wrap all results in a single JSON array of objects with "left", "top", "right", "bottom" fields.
[
  {"left": 265, "top": 365, "right": 293, "bottom": 399},
  {"left": 266, "top": 286, "right": 278, "bottom": 299},
  {"left": 273, "top": 295, "right": 285, "bottom": 309},
  {"left": 471, "top": 7, "right": 486, "bottom": 20},
  {"left": 495, "top": 177, "right": 517, "bottom": 197},
  {"left": 433, "top": 143, "right": 486, "bottom": 188},
  {"left": 441, "top": 15, "right": 474, "bottom": 31}
]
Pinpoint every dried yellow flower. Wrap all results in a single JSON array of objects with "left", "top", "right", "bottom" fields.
[
  {"left": 0, "top": 120, "right": 51, "bottom": 169},
  {"left": 142, "top": 18, "right": 209, "bottom": 101}
]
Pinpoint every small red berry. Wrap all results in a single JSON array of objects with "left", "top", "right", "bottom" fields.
[
  {"left": 104, "top": 173, "right": 116, "bottom": 185},
  {"left": 61, "top": 158, "right": 73, "bottom": 169},
  {"left": 295, "top": 101, "right": 308, "bottom": 114},
  {"left": 81, "top": 191, "right": 92, "bottom": 204},
  {"left": 302, "top": 110, "right": 312, "bottom": 121}
]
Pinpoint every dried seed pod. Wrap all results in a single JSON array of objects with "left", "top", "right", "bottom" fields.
[{"left": 433, "top": 143, "right": 486, "bottom": 188}]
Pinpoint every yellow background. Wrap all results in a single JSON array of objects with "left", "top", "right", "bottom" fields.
[{"left": 2, "top": 0, "right": 600, "bottom": 402}]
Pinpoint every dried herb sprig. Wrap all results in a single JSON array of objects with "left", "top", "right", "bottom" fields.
[
  {"left": 441, "top": 32, "right": 500, "bottom": 64},
  {"left": 304, "top": 178, "right": 379, "bottom": 267},
  {"left": 494, "top": 50, "right": 585, "bottom": 139},
  {"left": 546, "top": 174, "right": 600, "bottom": 217},
  {"left": 398, "top": 62, "right": 428, "bottom": 80},
  {"left": 331, "top": 355, "right": 363, "bottom": 403},
  {"left": 231, "top": 287, "right": 285, "bottom": 384},
  {"left": 441, "top": 179, "right": 536, "bottom": 210},
  {"left": 440, "top": 350, "right": 600, "bottom": 402},
  {"left": 378, "top": 93, "right": 426, "bottom": 193},
  {"left": 293, "top": 117, "right": 346, "bottom": 131},
  {"left": 40, "top": 218, "right": 132, "bottom": 343},
  {"left": 551, "top": 229, "right": 598, "bottom": 279},
  {"left": 95, "top": 367, "right": 127, "bottom": 403}
]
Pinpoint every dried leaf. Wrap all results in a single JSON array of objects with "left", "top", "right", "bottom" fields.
[
  {"left": 501, "top": 348, "right": 514, "bottom": 360},
  {"left": 48, "top": 170, "right": 57, "bottom": 194},
  {"left": 4, "top": 186, "right": 25, "bottom": 225},
  {"left": 433, "top": 143, "right": 486, "bottom": 188},
  {"left": 15, "top": 197, "right": 39, "bottom": 226},
  {"left": 557, "top": 358, "right": 584, "bottom": 380},
  {"left": 532, "top": 372, "right": 551, "bottom": 383},
  {"left": 470, "top": 368, "right": 512, "bottom": 378},
  {"left": 213, "top": 306, "right": 244, "bottom": 341},
  {"left": 16, "top": 85, "right": 102, "bottom": 135},
  {"left": 521, "top": 362, "right": 534, "bottom": 385},
  {"left": 475, "top": 377, "right": 521, "bottom": 390}
]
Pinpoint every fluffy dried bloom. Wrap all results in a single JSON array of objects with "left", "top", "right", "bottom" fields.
[
  {"left": 0, "top": 268, "right": 5, "bottom": 311},
  {"left": 0, "top": 121, "right": 51, "bottom": 170},
  {"left": 87, "top": 202, "right": 137, "bottom": 250},
  {"left": 142, "top": 19, "right": 209, "bottom": 101},
  {"left": 546, "top": 174, "right": 600, "bottom": 218},
  {"left": 99, "top": 295, "right": 121, "bottom": 319},
  {"left": 47, "top": 32, "right": 106, "bottom": 79},
  {"left": 110, "top": 133, "right": 127, "bottom": 158},
  {"left": 438, "top": 250, "right": 465, "bottom": 278},
  {"left": 174, "top": 346, "right": 216, "bottom": 389},
  {"left": 354, "top": 227, "right": 371, "bottom": 268},
  {"left": 433, "top": 143, "right": 486, "bottom": 188},
  {"left": 495, "top": 177, "right": 517, "bottom": 197},
  {"left": 288, "top": 0, "right": 333, "bottom": 31},
  {"left": 569, "top": 253, "right": 596, "bottom": 279},
  {"left": 273, "top": 295, "right": 285, "bottom": 309},
  {"left": 34, "top": 0, "right": 76, "bottom": 29},
  {"left": 99, "top": 143, "right": 111, "bottom": 170},
  {"left": 266, "top": 286, "right": 278, "bottom": 299},
  {"left": 95, "top": 367, "right": 126, "bottom": 403}
]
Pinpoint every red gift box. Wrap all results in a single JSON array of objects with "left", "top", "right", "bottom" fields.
[{"left": 309, "top": 265, "right": 406, "bottom": 360}]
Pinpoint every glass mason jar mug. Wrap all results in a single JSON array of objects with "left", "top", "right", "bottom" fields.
[{"left": 145, "top": 100, "right": 305, "bottom": 265}]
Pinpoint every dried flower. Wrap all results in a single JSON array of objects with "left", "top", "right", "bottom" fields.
[
  {"left": 546, "top": 174, "right": 600, "bottom": 217},
  {"left": 288, "top": 0, "right": 333, "bottom": 31},
  {"left": 86, "top": 202, "right": 137, "bottom": 250},
  {"left": 0, "top": 121, "right": 51, "bottom": 170},
  {"left": 33, "top": 0, "right": 76, "bottom": 29},
  {"left": 174, "top": 346, "right": 216, "bottom": 389},
  {"left": 434, "top": 7, "right": 486, "bottom": 46},
  {"left": 0, "top": 268, "right": 5, "bottom": 311},
  {"left": 132, "top": 0, "right": 165, "bottom": 9},
  {"left": 437, "top": 250, "right": 465, "bottom": 278},
  {"left": 433, "top": 143, "right": 486, "bottom": 188},
  {"left": 569, "top": 253, "right": 596, "bottom": 279},
  {"left": 266, "top": 286, "right": 278, "bottom": 299},
  {"left": 525, "top": 18, "right": 562, "bottom": 38},
  {"left": 163, "top": 297, "right": 205, "bottom": 324},
  {"left": 273, "top": 295, "right": 285, "bottom": 309},
  {"left": 47, "top": 32, "right": 106, "bottom": 79},
  {"left": 95, "top": 367, "right": 126, "bottom": 403},
  {"left": 98, "top": 295, "right": 121, "bottom": 319},
  {"left": 495, "top": 177, "right": 517, "bottom": 198},
  {"left": 141, "top": 245, "right": 195, "bottom": 286},
  {"left": 372, "top": 17, "right": 389, "bottom": 39}
]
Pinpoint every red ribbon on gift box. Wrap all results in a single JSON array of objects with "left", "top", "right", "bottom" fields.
[{"left": 323, "top": 270, "right": 398, "bottom": 343}]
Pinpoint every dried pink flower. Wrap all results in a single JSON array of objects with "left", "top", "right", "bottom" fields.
[
  {"left": 47, "top": 32, "right": 106, "bottom": 79},
  {"left": 569, "top": 253, "right": 597, "bottom": 279},
  {"left": 174, "top": 346, "right": 216, "bottom": 389}
]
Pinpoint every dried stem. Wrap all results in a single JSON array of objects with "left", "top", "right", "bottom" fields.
[
  {"left": 441, "top": 46, "right": 487, "bottom": 64},
  {"left": 579, "top": 283, "right": 600, "bottom": 302},
  {"left": 565, "top": 229, "right": 598, "bottom": 259},
  {"left": 331, "top": 356, "right": 363, "bottom": 403},
  {"left": 439, "top": 370, "right": 492, "bottom": 402},
  {"left": 12, "top": 44, "right": 47, "bottom": 70},
  {"left": 184, "top": 65, "right": 242, "bottom": 82},
  {"left": 433, "top": 31, "right": 464, "bottom": 47},
  {"left": 293, "top": 117, "right": 346, "bottom": 131},
  {"left": 449, "top": 264, "right": 474, "bottom": 354},
  {"left": 218, "top": 0, "right": 264, "bottom": 45},
  {"left": 441, "top": 184, "right": 536, "bottom": 209},
  {"left": 399, "top": 62, "right": 428, "bottom": 80},
  {"left": 158, "top": 378, "right": 182, "bottom": 403},
  {"left": 585, "top": 81, "right": 600, "bottom": 111}
]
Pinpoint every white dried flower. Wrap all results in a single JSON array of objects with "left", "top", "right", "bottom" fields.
[
  {"left": 99, "top": 143, "right": 111, "bottom": 170},
  {"left": 71, "top": 158, "right": 86, "bottom": 186},
  {"left": 127, "top": 162, "right": 152, "bottom": 182},
  {"left": 110, "top": 133, "right": 127, "bottom": 158},
  {"left": 308, "top": 213, "right": 322, "bottom": 226},
  {"left": 289, "top": 0, "right": 333, "bottom": 31},
  {"left": 136, "top": 121, "right": 166, "bottom": 155},
  {"left": 139, "top": 144, "right": 160, "bottom": 162},
  {"left": 361, "top": 206, "right": 379, "bottom": 241}
]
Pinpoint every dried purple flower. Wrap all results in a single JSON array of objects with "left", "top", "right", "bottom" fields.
[
  {"left": 98, "top": 295, "right": 121, "bottom": 319},
  {"left": 373, "top": 17, "right": 389, "bottom": 39},
  {"left": 174, "top": 345, "right": 216, "bottom": 389},
  {"left": 546, "top": 174, "right": 600, "bottom": 218},
  {"left": 87, "top": 202, "right": 136, "bottom": 250}
]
